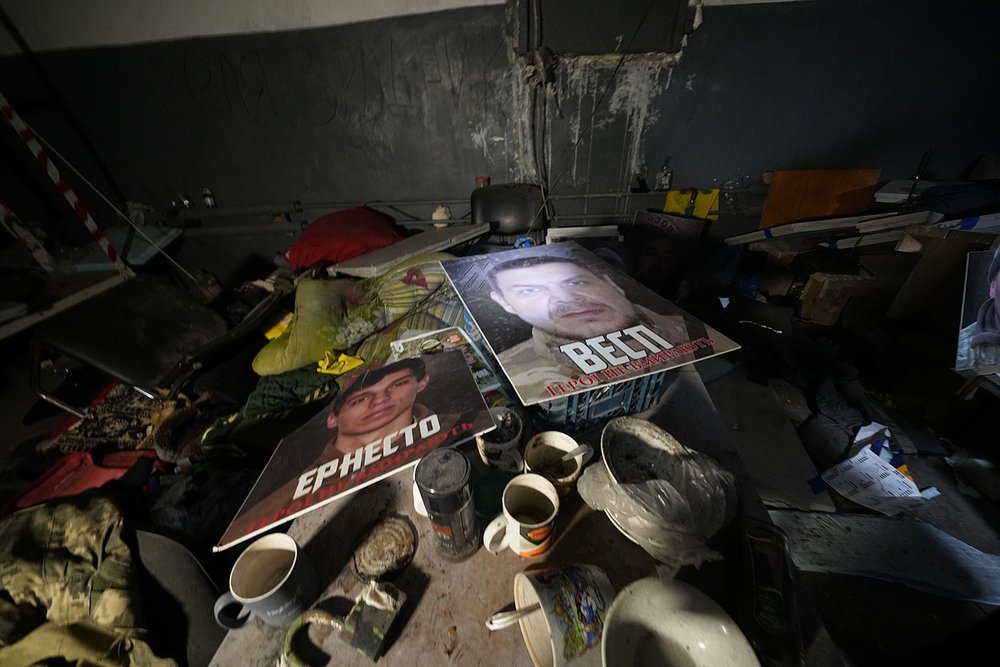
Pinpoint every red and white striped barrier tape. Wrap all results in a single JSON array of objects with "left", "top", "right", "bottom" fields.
[{"left": 0, "top": 92, "right": 129, "bottom": 275}]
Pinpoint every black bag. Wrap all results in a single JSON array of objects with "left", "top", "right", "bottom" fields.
[{"left": 912, "top": 179, "right": 1000, "bottom": 218}]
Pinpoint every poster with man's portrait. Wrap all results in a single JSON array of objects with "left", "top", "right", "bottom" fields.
[
  {"left": 441, "top": 241, "right": 740, "bottom": 406},
  {"left": 956, "top": 249, "right": 1000, "bottom": 374},
  {"left": 216, "top": 349, "right": 495, "bottom": 551}
]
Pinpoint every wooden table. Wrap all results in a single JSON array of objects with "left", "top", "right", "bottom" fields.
[{"left": 210, "top": 367, "right": 842, "bottom": 667}]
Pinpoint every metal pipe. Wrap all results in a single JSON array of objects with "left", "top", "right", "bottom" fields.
[
  {"left": 551, "top": 213, "right": 634, "bottom": 221},
  {"left": 179, "top": 219, "right": 460, "bottom": 237},
  {"left": 152, "top": 191, "right": 661, "bottom": 222},
  {"left": 156, "top": 198, "right": 471, "bottom": 221},
  {"left": 180, "top": 223, "right": 301, "bottom": 236},
  {"left": 548, "top": 192, "right": 667, "bottom": 200}
]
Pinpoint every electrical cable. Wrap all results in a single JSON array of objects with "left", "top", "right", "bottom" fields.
[
  {"left": 525, "top": 0, "right": 659, "bottom": 235},
  {"left": 527, "top": 0, "right": 549, "bottom": 232},
  {"left": 531, "top": 0, "right": 542, "bottom": 50}
]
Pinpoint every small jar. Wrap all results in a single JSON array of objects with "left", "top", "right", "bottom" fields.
[{"left": 414, "top": 448, "right": 479, "bottom": 562}]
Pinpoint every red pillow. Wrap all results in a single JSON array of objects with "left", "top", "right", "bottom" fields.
[{"left": 285, "top": 206, "right": 403, "bottom": 270}]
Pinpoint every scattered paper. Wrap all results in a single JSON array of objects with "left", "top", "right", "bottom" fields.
[
  {"left": 821, "top": 443, "right": 938, "bottom": 515},
  {"left": 854, "top": 421, "right": 887, "bottom": 444}
]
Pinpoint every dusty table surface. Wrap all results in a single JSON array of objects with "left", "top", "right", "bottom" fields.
[
  {"left": 209, "top": 367, "right": 840, "bottom": 667},
  {"left": 209, "top": 471, "right": 659, "bottom": 666}
]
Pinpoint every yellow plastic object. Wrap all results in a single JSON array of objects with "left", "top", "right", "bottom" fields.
[
  {"left": 264, "top": 312, "right": 294, "bottom": 340},
  {"left": 317, "top": 351, "right": 364, "bottom": 375},
  {"left": 663, "top": 188, "right": 720, "bottom": 221}
]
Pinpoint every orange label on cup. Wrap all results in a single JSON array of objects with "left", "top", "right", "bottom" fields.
[
  {"left": 525, "top": 524, "right": 552, "bottom": 544},
  {"left": 519, "top": 541, "right": 552, "bottom": 558}
]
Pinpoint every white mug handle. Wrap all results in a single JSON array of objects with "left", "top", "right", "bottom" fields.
[
  {"left": 483, "top": 515, "right": 510, "bottom": 554},
  {"left": 485, "top": 602, "right": 541, "bottom": 631},
  {"left": 412, "top": 480, "right": 428, "bottom": 517}
]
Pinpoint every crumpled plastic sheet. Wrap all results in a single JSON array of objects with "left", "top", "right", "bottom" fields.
[{"left": 579, "top": 446, "right": 737, "bottom": 577}]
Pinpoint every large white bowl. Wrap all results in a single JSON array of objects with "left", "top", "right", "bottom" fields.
[
  {"left": 599, "top": 417, "right": 737, "bottom": 546},
  {"left": 602, "top": 576, "right": 760, "bottom": 667}
]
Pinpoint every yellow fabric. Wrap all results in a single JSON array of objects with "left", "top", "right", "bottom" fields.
[
  {"left": 317, "top": 351, "right": 365, "bottom": 376},
  {"left": 663, "top": 188, "right": 720, "bottom": 221},
  {"left": 264, "top": 312, "right": 294, "bottom": 340},
  {"left": 252, "top": 278, "right": 349, "bottom": 376}
]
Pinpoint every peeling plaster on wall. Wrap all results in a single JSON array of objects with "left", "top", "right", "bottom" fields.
[
  {"left": 556, "top": 51, "right": 680, "bottom": 194},
  {"left": 583, "top": 72, "right": 598, "bottom": 214},
  {"left": 608, "top": 58, "right": 665, "bottom": 197},
  {"left": 544, "top": 85, "right": 555, "bottom": 189},
  {"left": 471, "top": 125, "right": 491, "bottom": 159},
  {"left": 504, "top": 3, "right": 537, "bottom": 183},
  {"left": 508, "top": 63, "right": 539, "bottom": 183},
  {"left": 469, "top": 125, "right": 511, "bottom": 164},
  {"left": 566, "top": 69, "right": 588, "bottom": 185},
  {"left": 495, "top": 135, "right": 511, "bottom": 177}
]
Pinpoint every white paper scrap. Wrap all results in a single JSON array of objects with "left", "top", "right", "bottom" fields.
[
  {"left": 821, "top": 446, "right": 933, "bottom": 515},
  {"left": 854, "top": 421, "right": 888, "bottom": 444}
]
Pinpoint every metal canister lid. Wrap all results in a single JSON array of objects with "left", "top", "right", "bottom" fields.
[{"left": 415, "top": 447, "right": 471, "bottom": 513}]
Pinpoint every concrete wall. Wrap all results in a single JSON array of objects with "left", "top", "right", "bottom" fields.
[
  {"left": 0, "top": 3, "right": 520, "bottom": 255},
  {"left": 0, "top": 0, "right": 506, "bottom": 53},
  {"left": 2, "top": 0, "right": 999, "bottom": 282},
  {"left": 649, "top": 0, "right": 1000, "bottom": 190}
]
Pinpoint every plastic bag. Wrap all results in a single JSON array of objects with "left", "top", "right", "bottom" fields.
[{"left": 578, "top": 417, "right": 737, "bottom": 576}]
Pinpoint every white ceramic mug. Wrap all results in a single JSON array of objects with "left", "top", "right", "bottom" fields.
[
  {"left": 523, "top": 431, "right": 594, "bottom": 496},
  {"left": 476, "top": 406, "right": 525, "bottom": 473},
  {"left": 483, "top": 474, "right": 559, "bottom": 558},
  {"left": 214, "top": 533, "right": 319, "bottom": 629},
  {"left": 485, "top": 563, "right": 615, "bottom": 667},
  {"left": 411, "top": 466, "right": 428, "bottom": 517}
]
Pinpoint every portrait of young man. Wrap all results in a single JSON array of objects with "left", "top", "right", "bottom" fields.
[
  {"left": 219, "top": 351, "right": 493, "bottom": 549},
  {"left": 322, "top": 357, "right": 432, "bottom": 459},
  {"left": 956, "top": 250, "right": 1000, "bottom": 372},
  {"left": 442, "top": 242, "right": 739, "bottom": 405}
]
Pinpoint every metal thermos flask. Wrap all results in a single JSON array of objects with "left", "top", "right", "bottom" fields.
[{"left": 414, "top": 447, "right": 479, "bottom": 562}]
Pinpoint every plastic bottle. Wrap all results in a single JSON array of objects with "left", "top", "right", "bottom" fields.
[{"left": 655, "top": 158, "right": 673, "bottom": 191}]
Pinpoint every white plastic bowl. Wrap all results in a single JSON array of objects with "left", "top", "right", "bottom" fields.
[{"left": 602, "top": 576, "right": 760, "bottom": 667}]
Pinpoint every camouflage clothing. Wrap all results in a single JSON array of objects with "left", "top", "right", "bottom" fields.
[
  {"left": 497, "top": 305, "right": 690, "bottom": 401},
  {"left": 957, "top": 298, "right": 1000, "bottom": 370},
  {"left": 0, "top": 495, "right": 175, "bottom": 666}
]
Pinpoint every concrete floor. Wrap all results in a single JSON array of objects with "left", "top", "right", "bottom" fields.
[
  {"left": 702, "top": 360, "right": 1000, "bottom": 667},
  {"left": 2, "top": 329, "right": 999, "bottom": 667}
]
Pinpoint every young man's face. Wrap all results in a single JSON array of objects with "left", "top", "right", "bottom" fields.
[
  {"left": 327, "top": 368, "right": 429, "bottom": 437},
  {"left": 490, "top": 261, "right": 638, "bottom": 339}
]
